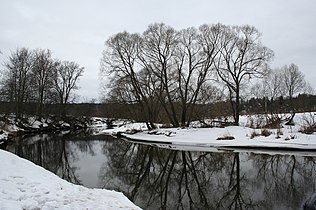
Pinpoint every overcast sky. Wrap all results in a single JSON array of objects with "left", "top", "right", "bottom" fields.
[{"left": 1, "top": 0, "right": 315, "bottom": 101}]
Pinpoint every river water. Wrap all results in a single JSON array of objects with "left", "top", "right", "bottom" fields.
[{"left": 4, "top": 132, "right": 316, "bottom": 210}]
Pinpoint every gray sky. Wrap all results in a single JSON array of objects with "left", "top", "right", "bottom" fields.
[{"left": 1, "top": 0, "right": 315, "bottom": 101}]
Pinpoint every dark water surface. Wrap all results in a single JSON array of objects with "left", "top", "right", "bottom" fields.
[{"left": 4, "top": 133, "right": 316, "bottom": 210}]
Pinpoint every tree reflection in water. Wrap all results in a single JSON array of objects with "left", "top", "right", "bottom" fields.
[
  {"left": 5, "top": 134, "right": 316, "bottom": 210},
  {"left": 101, "top": 140, "right": 316, "bottom": 210},
  {"left": 6, "top": 133, "right": 101, "bottom": 185}
]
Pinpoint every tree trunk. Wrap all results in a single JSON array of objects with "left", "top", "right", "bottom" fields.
[{"left": 235, "top": 90, "right": 240, "bottom": 125}]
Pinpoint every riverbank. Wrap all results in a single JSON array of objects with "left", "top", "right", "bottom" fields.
[
  {"left": 95, "top": 112, "right": 316, "bottom": 154},
  {"left": 0, "top": 149, "right": 141, "bottom": 210},
  {"left": 0, "top": 114, "right": 103, "bottom": 146},
  {"left": 0, "top": 114, "right": 90, "bottom": 133}
]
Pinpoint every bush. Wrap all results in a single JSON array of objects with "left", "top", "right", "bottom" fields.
[
  {"left": 261, "top": 128, "right": 271, "bottom": 137},
  {"left": 250, "top": 130, "right": 260, "bottom": 139},
  {"left": 299, "top": 113, "right": 316, "bottom": 134},
  {"left": 276, "top": 128, "right": 283, "bottom": 139},
  {"left": 246, "top": 115, "right": 266, "bottom": 129},
  {"left": 217, "top": 135, "right": 235, "bottom": 140}
]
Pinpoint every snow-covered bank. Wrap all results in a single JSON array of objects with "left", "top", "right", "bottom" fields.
[
  {"left": 0, "top": 149, "right": 141, "bottom": 210},
  {"left": 88, "top": 117, "right": 146, "bottom": 135},
  {"left": 121, "top": 126, "right": 316, "bottom": 152},
  {"left": 0, "top": 130, "right": 8, "bottom": 141},
  {"left": 0, "top": 114, "right": 90, "bottom": 135},
  {"left": 94, "top": 113, "right": 316, "bottom": 154}
]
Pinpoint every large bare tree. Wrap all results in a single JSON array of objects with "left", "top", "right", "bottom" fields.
[
  {"left": 139, "top": 23, "right": 180, "bottom": 126},
  {"left": 32, "top": 49, "right": 58, "bottom": 117},
  {"left": 1, "top": 48, "right": 34, "bottom": 118},
  {"left": 215, "top": 25, "right": 274, "bottom": 125},
  {"left": 173, "top": 25, "right": 221, "bottom": 126},
  {"left": 101, "top": 31, "right": 159, "bottom": 129}
]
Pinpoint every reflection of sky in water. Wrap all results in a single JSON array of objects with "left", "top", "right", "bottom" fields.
[{"left": 70, "top": 141, "right": 108, "bottom": 188}]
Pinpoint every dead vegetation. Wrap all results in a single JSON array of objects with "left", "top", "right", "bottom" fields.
[
  {"left": 299, "top": 113, "right": 316, "bottom": 134},
  {"left": 217, "top": 135, "right": 235, "bottom": 140}
]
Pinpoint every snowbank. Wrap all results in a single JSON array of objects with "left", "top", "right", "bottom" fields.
[
  {"left": 0, "top": 149, "right": 141, "bottom": 210},
  {"left": 108, "top": 113, "right": 316, "bottom": 154},
  {"left": 90, "top": 118, "right": 148, "bottom": 136},
  {"left": 122, "top": 126, "right": 316, "bottom": 150}
]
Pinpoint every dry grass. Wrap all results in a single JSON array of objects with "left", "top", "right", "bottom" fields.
[
  {"left": 299, "top": 113, "right": 316, "bottom": 134},
  {"left": 217, "top": 135, "right": 235, "bottom": 140},
  {"left": 250, "top": 130, "right": 260, "bottom": 139},
  {"left": 261, "top": 128, "right": 272, "bottom": 137}
]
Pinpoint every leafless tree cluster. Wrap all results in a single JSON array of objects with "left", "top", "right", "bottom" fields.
[
  {"left": 252, "top": 64, "right": 312, "bottom": 102},
  {"left": 0, "top": 48, "right": 84, "bottom": 118},
  {"left": 101, "top": 23, "right": 273, "bottom": 127},
  {"left": 248, "top": 64, "right": 313, "bottom": 127},
  {"left": 251, "top": 63, "right": 313, "bottom": 114}
]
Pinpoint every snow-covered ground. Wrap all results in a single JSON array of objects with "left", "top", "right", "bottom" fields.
[
  {"left": 0, "top": 149, "right": 141, "bottom": 210},
  {"left": 88, "top": 117, "right": 148, "bottom": 135},
  {"left": 95, "top": 113, "right": 316, "bottom": 154}
]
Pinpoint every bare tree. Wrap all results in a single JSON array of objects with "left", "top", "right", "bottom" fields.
[
  {"left": 32, "top": 49, "right": 58, "bottom": 118},
  {"left": 139, "top": 23, "right": 180, "bottom": 127},
  {"left": 101, "top": 31, "right": 159, "bottom": 129},
  {"left": 280, "top": 63, "right": 307, "bottom": 109},
  {"left": 250, "top": 69, "right": 283, "bottom": 113},
  {"left": 1, "top": 48, "right": 34, "bottom": 118},
  {"left": 53, "top": 61, "right": 84, "bottom": 105},
  {"left": 173, "top": 25, "right": 221, "bottom": 126},
  {"left": 215, "top": 25, "right": 274, "bottom": 125}
]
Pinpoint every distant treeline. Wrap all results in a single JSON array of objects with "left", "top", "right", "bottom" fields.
[{"left": 1, "top": 94, "right": 315, "bottom": 122}]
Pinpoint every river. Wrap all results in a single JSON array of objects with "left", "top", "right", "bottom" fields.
[{"left": 3, "top": 132, "right": 316, "bottom": 210}]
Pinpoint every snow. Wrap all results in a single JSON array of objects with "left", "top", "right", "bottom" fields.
[
  {"left": 28, "top": 117, "right": 48, "bottom": 129},
  {"left": 103, "top": 112, "right": 316, "bottom": 153},
  {"left": 0, "top": 149, "right": 141, "bottom": 210},
  {"left": 89, "top": 119, "right": 148, "bottom": 136},
  {"left": 0, "top": 130, "right": 8, "bottom": 147},
  {"left": 0, "top": 130, "right": 8, "bottom": 142},
  {"left": 123, "top": 126, "right": 315, "bottom": 149}
]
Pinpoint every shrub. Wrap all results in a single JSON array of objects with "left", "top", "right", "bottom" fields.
[
  {"left": 250, "top": 130, "right": 260, "bottom": 139},
  {"left": 276, "top": 128, "right": 283, "bottom": 139},
  {"left": 285, "top": 135, "right": 296, "bottom": 140},
  {"left": 217, "top": 135, "right": 235, "bottom": 140},
  {"left": 246, "top": 115, "right": 266, "bottom": 129},
  {"left": 299, "top": 113, "right": 316, "bottom": 134},
  {"left": 261, "top": 128, "right": 271, "bottom": 137}
]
